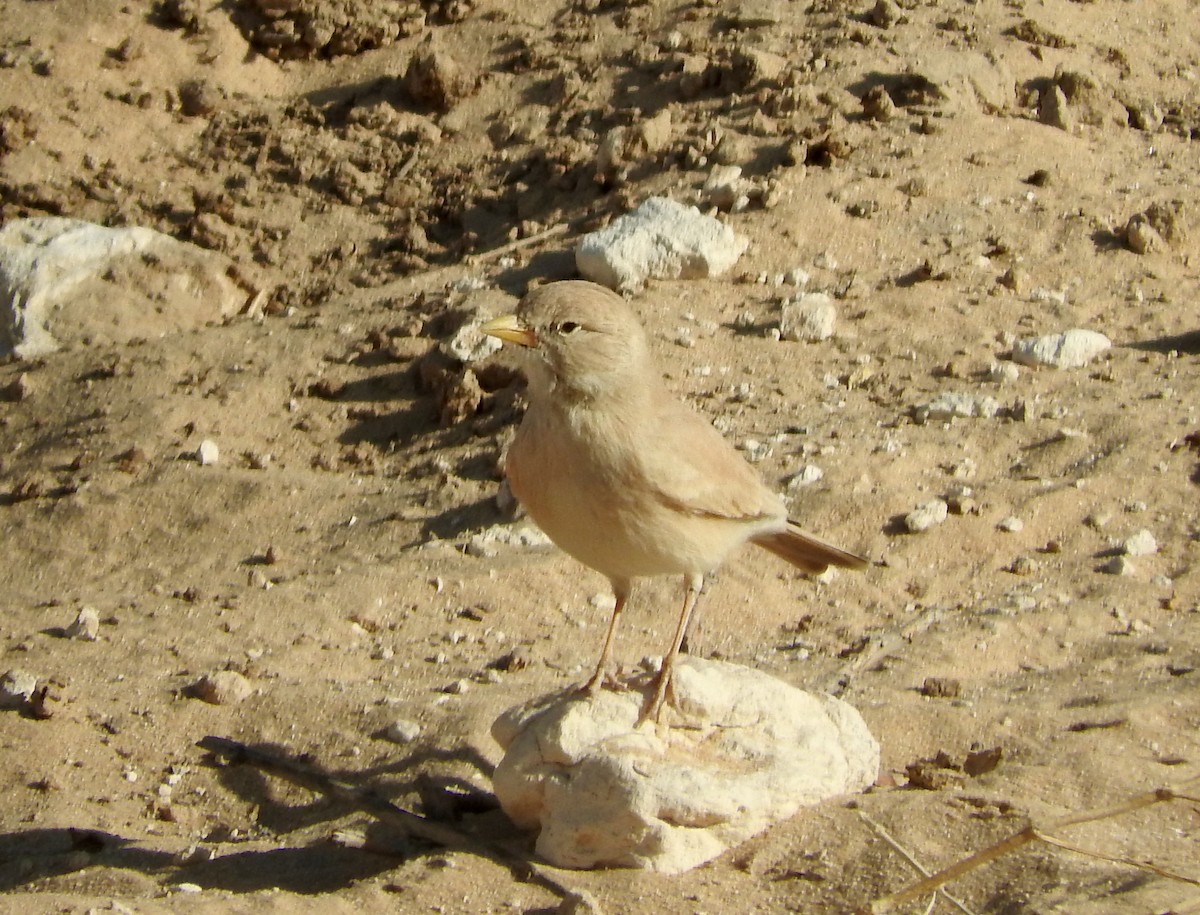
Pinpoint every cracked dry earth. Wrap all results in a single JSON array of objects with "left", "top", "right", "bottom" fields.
[{"left": 0, "top": 0, "right": 1198, "bottom": 912}]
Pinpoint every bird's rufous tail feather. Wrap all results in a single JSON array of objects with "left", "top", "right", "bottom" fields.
[{"left": 752, "top": 522, "right": 869, "bottom": 574}]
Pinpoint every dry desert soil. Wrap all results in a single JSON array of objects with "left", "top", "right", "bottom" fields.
[{"left": 0, "top": 0, "right": 1198, "bottom": 912}]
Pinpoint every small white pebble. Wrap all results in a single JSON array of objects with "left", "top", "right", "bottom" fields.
[
  {"left": 66, "top": 606, "right": 100, "bottom": 641},
  {"left": 1123, "top": 529, "right": 1157, "bottom": 557},
  {"left": 196, "top": 439, "right": 219, "bottom": 466},
  {"left": 741, "top": 439, "right": 770, "bottom": 463},
  {"left": 786, "top": 465, "right": 824, "bottom": 490},
  {"left": 384, "top": 719, "right": 422, "bottom": 744},
  {"left": 997, "top": 516, "right": 1024, "bottom": 533},
  {"left": 905, "top": 499, "right": 949, "bottom": 533}
]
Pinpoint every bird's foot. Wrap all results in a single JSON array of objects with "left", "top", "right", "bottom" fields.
[
  {"left": 636, "top": 668, "right": 675, "bottom": 726},
  {"left": 578, "top": 667, "right": 625, "bottom": 698}
]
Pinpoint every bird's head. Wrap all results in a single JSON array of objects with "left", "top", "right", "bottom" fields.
[{"left": 482, "top": 281, "right": 652, "bottom": 404}]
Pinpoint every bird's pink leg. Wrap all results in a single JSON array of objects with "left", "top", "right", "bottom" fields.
[
  {"left": 640, "top": 574, "right": 704, "bottom": 723},
  {"left": 583, "top": 580, "right": 630, "bottom": 695}
]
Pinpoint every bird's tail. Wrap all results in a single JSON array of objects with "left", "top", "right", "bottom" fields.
[{"left": 752, "top": 522, "right": 869, "bottom": 574}]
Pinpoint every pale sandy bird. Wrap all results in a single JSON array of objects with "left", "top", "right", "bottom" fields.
[{"left": 482, "top": 280, "right": 867, "bottom": 721}]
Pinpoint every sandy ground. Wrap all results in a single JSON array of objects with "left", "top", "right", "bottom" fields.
[{"left": 1, "top": 0, "right": 1198, "bottom": 912}]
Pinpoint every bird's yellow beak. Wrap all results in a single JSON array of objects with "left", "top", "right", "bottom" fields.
[{"left": 481, "top": 313, "right": 537, "bottom": 348}]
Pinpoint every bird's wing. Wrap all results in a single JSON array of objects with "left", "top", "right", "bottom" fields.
[{"left": 635, "top": 392, "right": 784, "bottom": 524}]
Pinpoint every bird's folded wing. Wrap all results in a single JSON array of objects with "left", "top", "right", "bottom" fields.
[{"left": 637, "top": 396, "right": 782, "bottom": 524}]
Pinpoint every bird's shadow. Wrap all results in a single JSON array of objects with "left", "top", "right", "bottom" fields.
[{"left": 0, "top": 738, "right": 516, "bottom": 897}]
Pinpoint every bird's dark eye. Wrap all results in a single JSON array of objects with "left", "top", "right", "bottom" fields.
[{"left": 557, "top": 321, "right": 582, "bottom": 335}]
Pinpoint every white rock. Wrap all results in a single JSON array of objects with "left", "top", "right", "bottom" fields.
[
  {"left": 384, "top": 719, "right": 422, "bottom": 743},
  {"left": 443, "top": 678, "right": 470, "bottom": 695},
  {"left": 65, "top": 606, "right": 100, "bottom": 641},
  {"left": 469, "top": 524, "right": 552, "bottom": 557},
  {"left": 196, "top": 439, "right": 219, "bottom": 466},
  {"left": 914, "top": 392, "right": 1002, "bottom": 423},
  {"left": 192, "top": 670, "right": 253, "bottom": 705},
  {"left": 997, "top": 516, "right": 1024, "bottom": 533},
  {"left": 575, "top": 197, "right": 749, "bottom": 292},
  {"left": 904, "top": 499, "right": 949, "bottom": 533},
  {"left": 701, "top": 165, "right": 751, "bottom": 211},
  {"left": 491, "top": 657, "right": 878, "bottom": 874},
  {"left": 0, "top": 668, "right": 38, "bottom": 709},
  {"left": 443, "top": 319, "right": 502, "bottom": 364},
  {"left": 1011, "top": 329, "right": 1111, "bottom": 369},
  {"left": 786, "top": 464, "right": 824, "bottom": 490},
  {"left": 0, "top": 217, "right": 244, "bottom": 358},
  {"left": 779, "top": 292, "right": 837, "bottom": 342},
  {"left": 740, "top": 438, "right": 770, "bottom": 463},
  {"left": 1123, "top": 529, "right": 1157, "bottom": 557},
  {"left": 985, "top": 362, "right": 1021, "bottom": 384}
]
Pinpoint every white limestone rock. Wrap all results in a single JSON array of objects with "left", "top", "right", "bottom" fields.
[
  {"left": 904, "top": 499, "right": 949, "bottom": 533},
  {"left": 0, "top": 217, "right": 245, "bottom": 358},
  {"left": 575, "top": 197, "right": 749, "bottom": 292},
  {"left": 65, "top": 606, "right": 100, "bottom": 641},
  {"left": 192, "top": 670, "right": 253, "bottom": 705},
  {"left": 0, "top": 668, "right": 38, "bottom": 709},
  {"left": 914, "top": 391, "right": 1002, "bottom": 423},
  {"left": 779, "top": 292, "right": 837, "bottom": 342},
  {"left": 1122, "top": 529, "right": 1157, "bottom": 557},
  {"left": 1011, "top": 329, "right": 1111, "bottom": 369},
  {"left": 443, "top": 318, "right": 503, "bottom": 364},
  {"left": 491, "top": 656, "right": 879, "bottom": 874},
  {"left": 196, "top": 439, "right": 220, "bottom": 466}
]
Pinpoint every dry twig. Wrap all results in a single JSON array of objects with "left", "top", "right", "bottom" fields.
[{"left": 861, "top": 776, "right": 1200, "bottom": 914}]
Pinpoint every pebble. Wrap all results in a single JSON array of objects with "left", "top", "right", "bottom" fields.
[
  {"left": 914, "top": 392, "right": 1002, "bottom": 423},
  {"left": 192, "top": 670, "right": 253, "bottom": 705},
  {"left": 0, "top": 668, "right": 38, "bottom": 709},
  {"left": 779, "top": 292, "right": 836, "bottom": 343},
  {"left": 442, "top": 678, "right": 470, "bottom": 695},
  {"left": 65, "top": 606, "right": 100, "bottom": 641},
  {"left": 467, "top": 524, "right": 552, "bottom": 558},
  {"left": 786, "top": 464, "right": 824, "bottom": 490},
  {"left": 1011, "top": 329, "right": 1111, "bottom": 369},
  {"left": 869, "top": 0, "right": 903, "bottom": 27},
  {"left": 946, "top": 488, "right": 977, "bottom": 515},
  {"left": 383, "top": 718, "right": 422, "bottom": 744},
  {"left": 1038, "top": 85, "right": 1073, "bottom": 132},
  {"left": 443, "top": 318, "right": 503, "bottom": 364},
  {"left": 1124, "top": 214, "right": 1166, "bottom": 255},
  {"left": 701, "top": 165, "right": 751, "bottom": 212},
  {"left": 196, "top": 439, "right": 219, "bottom": 466},
  {"left": 1, "top": 372, "right": 32, "bottom": 401},
  {"left": 985, "top": 362, "right": 1020, "bottom": 384},
  {"left": 1009, "top": 556, "right": 1037, "bottom": 576},
  {"left": 741, "top": 439, "right": 770, "bottom": 463},
  {"left": 1100, "top": 556, "right": 1135, "bottom": 576},
  {"left": 905, "top": 499, "right": 949, "bottom": 533},
  {"left": 861, "top": 85, "right": 897, "bottom": 122},
  {"left": 920, "top": 676, "right": 960, "bottom": 698},
  {"left": 1122, "top": 529, "right": 1157, "bottom": 557},
  {"left": 997, "top": 516, "right": 1024, "bottom": 533},
  {"left": 404, "top": 45, "right": 473, "bottom": 112}
]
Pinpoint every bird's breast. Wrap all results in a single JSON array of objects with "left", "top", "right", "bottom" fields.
[{"left": 504, "top": 403, "right": 758, "bottom": 579}]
